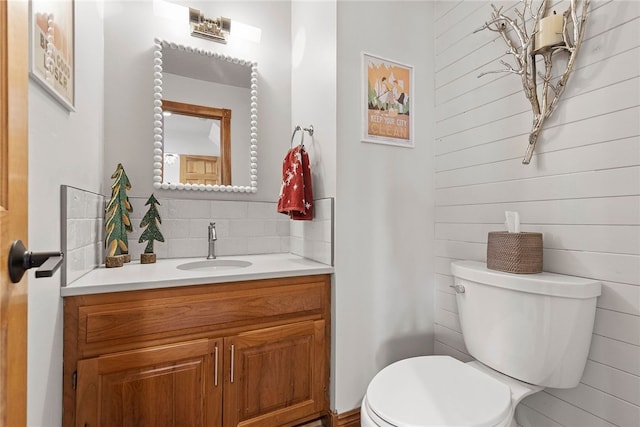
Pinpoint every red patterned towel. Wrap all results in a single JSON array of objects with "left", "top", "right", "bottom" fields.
[{"left": 277, "top": 145, "right": 313, "bottom": 220}]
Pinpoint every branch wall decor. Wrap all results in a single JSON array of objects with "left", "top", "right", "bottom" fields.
[{"left": 475, "top": 0, "right": 589, "bottom": 164}]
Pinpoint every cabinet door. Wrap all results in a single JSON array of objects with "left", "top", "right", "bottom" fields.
[
  {"left": 223, "top": 320, "right": 325, "bottom": 427},
  {"left": 75, "top": 339, "right": 222, "bottom": 427}
]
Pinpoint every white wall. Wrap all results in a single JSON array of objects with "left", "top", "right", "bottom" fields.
[
  {"left": 290, "top": 0, "right": 338, "bottom": 405},
  {"left": 27, "top": 1, "right": 105, "bottom": 425},
  {"left": 291, "top": 0, "right": 337, "bottom": 200},
  {"left": 433, "top": 1, "right": 640, "bottom": 426},
  {"left": 103, "top": 0, "right": 291, "bottom": 202},
  {"left": 333, "top": 0, "right": 436, "bottom": 413}
]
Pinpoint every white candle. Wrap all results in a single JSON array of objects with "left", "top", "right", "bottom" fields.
[{"left": 534, "top": 12, "right": 564, "bottom": 52}]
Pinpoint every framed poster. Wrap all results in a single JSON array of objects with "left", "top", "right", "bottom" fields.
[
  {"left": 30, "top": 0, "right": 75, "bottom": 111},
  {"left": 362, "top": 52, "right": 413, "bottom": 148}
]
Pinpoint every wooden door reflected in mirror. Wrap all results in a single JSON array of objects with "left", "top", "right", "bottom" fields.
[{"left": 180, "top": 154, "right": 220, "bottom": 185}]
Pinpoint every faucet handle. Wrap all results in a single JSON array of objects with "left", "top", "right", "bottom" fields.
[{"left": 209, "top": 222, "right": 217, "bottom": 241}]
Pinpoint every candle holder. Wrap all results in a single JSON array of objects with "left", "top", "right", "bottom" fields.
[
  {"left": 474, "top": 0, "right": 589, "bottom": 164},
  {"left": 533, "top": 11, "right": 565, "bottom": 53}
]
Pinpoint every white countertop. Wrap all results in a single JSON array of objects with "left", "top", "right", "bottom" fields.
[{"left": 61, "top": 253, "right": 334, "bottom": 297}]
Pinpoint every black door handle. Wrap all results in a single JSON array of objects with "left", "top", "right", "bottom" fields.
[{"left": 8, "top": 240, "right": 64, "bottom": 283}]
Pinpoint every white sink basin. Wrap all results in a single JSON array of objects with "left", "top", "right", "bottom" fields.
[{"left": 176, "top": 259, "right": 253, "bottom": 271}]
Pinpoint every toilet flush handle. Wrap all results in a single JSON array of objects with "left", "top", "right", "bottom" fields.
[{"left": 449, "top": 284, "right": 466, "bottom": 294}]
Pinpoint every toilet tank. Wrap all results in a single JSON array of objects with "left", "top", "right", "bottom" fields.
[{"left": 451, "top": 260, "right": 601, "bottom": 389}]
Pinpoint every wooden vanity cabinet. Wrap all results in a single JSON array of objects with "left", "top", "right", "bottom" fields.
[{"left": 63, "top": 274, "right": 331, "bottom": 427}]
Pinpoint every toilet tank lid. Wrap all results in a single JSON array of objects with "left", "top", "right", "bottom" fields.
[{"left": 451, "top": 261, "right": 601, "bottom": 299}]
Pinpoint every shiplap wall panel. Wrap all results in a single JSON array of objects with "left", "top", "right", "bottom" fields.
[
  {"left": 436, "top": 90, "right": 530, "bottom": 139},
  {"left": 436, "top": 106, "right": 640, "bottom": 171},
  {"left": 435, "top": 272, "right": 455, "bottom": 290},
  {"left": 437, "top": 223, "right": 640, "bottom": 255},
  {"left": 437, "top": 138, "right": 640, "bottom": 188},
  {"left": 435, "top": 240, "right": 485, "bottom": 261},
  {"left": 435, "top": 3, "right": 521, "bottom": 88},
  {"left": 436, "top": 1, "right": 634, "bottom": 106},
  {"left": 434, "top": 1, "right": 640, "bottom": 426},
  {"left": 593, "top": 308, "right": 640, "bottom": 346},
  {"left": 436, "top": 76, "right": 639, "bottom": 156},
  {"left": 546, "top": 384, "right": 640, "bottom": 427},
  {"left": 436, "top": 290, "right": 458, "bottom": 314},
  {"left": 436, "top": 46, "right": 640, "bottom": 138},
  {"left": 436, "top": 2, "right": 519, "bottom": 71},
  {"left": 434, "top": 0, "right": 460, "bottom": 23},
  {"left": 517, "top": 403, "right": 564, "bottom": 427},
  {"left": 597, "top": 282, "right": 640, "bottom": 316},
  {"left": 434, "top": 324, "right": 468, "bottom": 354},
  {"left": 435, "top": 256, "right": 457, "bottom": 275},
  {"left": 436, "top": 10, "right": 640, "bottom": 124},
  {"left": 437, "top": 1, "right": 635, "bottom": 120},
  {"left": 437, "top": 47, "right": 639, "bottom": 128},
  {"left": 435, "top": 308, "right": 462, "bottom": 333},
  {"left": 436, "top": 61, "right": 639, "bottom": 144},
  {"left": 436, "top": 196, "right": 640, "bottom": 225},
  {"left": 436, "top": 29, "right": 519, "bottom": 91},
  {"left": 542, "top": 249, "right": 639, "bottom": 285},
  {"left": 581, "top": 360, "right": 640, "bottom": 406},
  {"left": 437, "top": 167, "right": 640, "bottom": 206},
  {"left": 435, "top": 0, "right": 487, "bottom": 41},
  {"left": 588, "top": 334, "right": 640, "bottom": 377},
  {"left": 434, "top": 340, "right": 474, "bottom": 363},
  {"left": 522, "top": 391, "right": 617, "bottom": 427}
]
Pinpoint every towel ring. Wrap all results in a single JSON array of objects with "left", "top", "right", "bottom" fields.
[
  {"left": 290, "top": 125, "right": 314, "bottom": 149},
  {"left": 304, "top": 125, "right": 314, "bottom": 137},
  {"left": 290, "top": 125, "right": 304, "bottom": 148}
]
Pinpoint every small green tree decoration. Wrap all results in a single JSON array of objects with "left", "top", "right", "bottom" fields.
[
  {"left": 105, "top": 163, "right": 133, "bottom": 267},
  {"left": 138, "top": 194, "right": 164, "bottom": 264}
]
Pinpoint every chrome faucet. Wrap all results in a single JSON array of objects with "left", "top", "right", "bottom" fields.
[{"left": 207, "top": 222, "right": 217, "bottom": 259}]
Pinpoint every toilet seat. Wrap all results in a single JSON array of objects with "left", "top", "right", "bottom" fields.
[{"left": 365, "top": 356, "right": 512, "bottom": 427}]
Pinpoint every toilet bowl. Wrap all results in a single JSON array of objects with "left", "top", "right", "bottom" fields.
[{"left": 361, "top": 261, "right": 601, "bottom": 427}]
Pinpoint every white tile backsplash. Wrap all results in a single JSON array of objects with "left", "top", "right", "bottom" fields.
[
  {"left": 248, "top": 236, "right": 284, "bottom": 254},
  {"left": 289, "top": 198, "right": 334, "bottom": 265},
  {"left": 211, "top": 200, "right": 248, "bottom": 218},
  {"left": 61, "top": 186, "right": 105, "bottom": 285},
  {"left": 167, "top": 199, "right": 211, "bottom": 219},
  {"left": 166, "top": 238, "right": 209, "bottom": 258},
  {"left": 215, "top": 237, "right": 249, "bottom": 256},
  {"left": 248, "top": 201, "right": 282, "bottom": 219},
  {"left": 62, "top": 191, "right": 334, "bottom": 285}
]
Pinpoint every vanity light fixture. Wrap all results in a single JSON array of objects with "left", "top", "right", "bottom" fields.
[{"left": 189, "top": 7, "right": 231, "bottom": 44}]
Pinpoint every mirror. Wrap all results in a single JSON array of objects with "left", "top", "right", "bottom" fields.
[{"left": 153, "top": 38, "right": 258, "bottom": 193}]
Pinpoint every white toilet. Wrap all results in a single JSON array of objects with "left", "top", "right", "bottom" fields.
[{"left": 361, "top": 260, "right": 601, "bottom": 427}]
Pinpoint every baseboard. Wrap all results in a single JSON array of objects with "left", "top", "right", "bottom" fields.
[{"left": 329, "top": 408, "right": 361, "bottom": 427}]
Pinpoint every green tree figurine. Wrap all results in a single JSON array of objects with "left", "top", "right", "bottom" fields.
[
  {"left": 139, "top": 193, "right": 164, "bottom": 264},
  {"left": 105, "top": 163, "right": 133, "bottom": 267}
]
